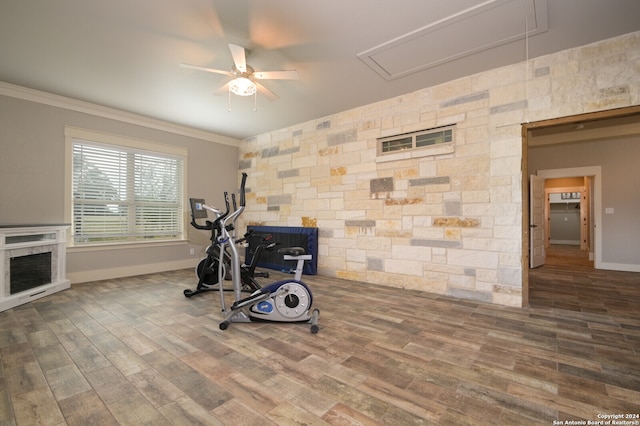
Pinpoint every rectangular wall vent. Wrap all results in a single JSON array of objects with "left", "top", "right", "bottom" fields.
[{"left": 378, "top": 125, "right": 455, "bottom": 160}]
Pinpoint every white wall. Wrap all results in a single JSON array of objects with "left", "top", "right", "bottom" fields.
[
  {"left": 0, "top": 84, "right": 240, "bottom": 283},
  {"left": 529, "top": 135, "right": 640, "bottom": 270}
]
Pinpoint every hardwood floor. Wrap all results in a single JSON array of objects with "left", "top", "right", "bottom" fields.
[
  {"left": 529, "top": 244, "right": 640, "bottom": 317},
  {"left": 1, "top": 255, "right": 639, "bottom": 425}
]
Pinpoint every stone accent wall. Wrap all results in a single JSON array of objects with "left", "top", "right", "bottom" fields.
[{"left": 238, "top": 32, "right": 640, "bottom": 307}]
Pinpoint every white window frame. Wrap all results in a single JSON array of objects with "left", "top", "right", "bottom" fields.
[
  {"left": 64, "top": 126, "right": 188, "bottom": 247},
  {"left": 376, "top": 125, "right": 455, "bottom": 163}
]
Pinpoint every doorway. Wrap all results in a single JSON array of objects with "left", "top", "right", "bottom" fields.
[
  {"left": 528, "top": 173, "right": 594, "bottom": 269},
  {"left": 544, "top": 176, "right": 592, "bottom": 254},
  {"left": 521, "top": 105, "right": 640, "bottom": 307},
  {"left": 532, "top": 167, "right": 601, "bottom": 268}
]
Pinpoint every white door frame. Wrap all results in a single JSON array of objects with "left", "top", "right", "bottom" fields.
[{"left": 537, "top": 166, "right": 602, "bottom": 269}]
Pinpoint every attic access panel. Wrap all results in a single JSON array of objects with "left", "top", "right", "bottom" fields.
[{"left": 358, "top": 0, "right": 548, "bottom": 81}]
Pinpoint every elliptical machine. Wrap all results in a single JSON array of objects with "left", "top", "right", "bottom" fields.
[
  {"left": 218, "top": 173, "right": 320, "bottom": 333},
  {"left": 184, "top": 193, "right": 274, "bottom": 297}
]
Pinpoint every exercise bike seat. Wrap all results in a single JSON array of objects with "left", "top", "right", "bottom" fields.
[{"left": 278, "top": 247, "right": 306, "bottom": 256}]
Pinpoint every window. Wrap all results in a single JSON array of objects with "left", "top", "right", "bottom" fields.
[
  {"left": 377, "top": 125, "right": 455, "bottom": 162},
  {"left": 66, "top": 128, "right": 186, "bottom": 245}
]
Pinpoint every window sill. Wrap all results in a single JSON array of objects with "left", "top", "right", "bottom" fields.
[{"left": 67, "top": 239, "right": 188, "bottom": 253}]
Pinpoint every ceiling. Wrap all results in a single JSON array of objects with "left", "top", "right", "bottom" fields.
[{"left": 1, "top": 0, "right": 639, "bottom": 140}]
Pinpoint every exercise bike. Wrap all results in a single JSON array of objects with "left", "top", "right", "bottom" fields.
[
  {"left": 217, "top": 173, "right": 320, "bottom": 333},
  {"left": 184, "top": 194, "right": 274, "bottom": 297}
]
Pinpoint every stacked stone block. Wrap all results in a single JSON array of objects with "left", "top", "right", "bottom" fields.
[{"left": 239, "top": 32, "right": 640, "bottom": 307}]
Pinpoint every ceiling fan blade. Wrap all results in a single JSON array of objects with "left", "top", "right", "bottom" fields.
[
  {"left": 253, "top": 70, "right": 299, "bottom": 80},
  {"left": 213, "top": 81, "right": 232, "bottom": 96},
  {"left": 255, "top": 82, "right": 279, "bottom": 102},
  {"left": 228, "top": 44, "right": 247, "bottom": 73},
  {"left": 180, "top": 63, "right": 233, "bottom": 77}
]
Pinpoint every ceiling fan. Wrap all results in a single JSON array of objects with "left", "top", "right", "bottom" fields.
[{"left": 180, "top": 44, "right": 298, "bottom": 102}]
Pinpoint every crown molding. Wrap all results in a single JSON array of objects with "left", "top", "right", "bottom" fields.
[{"left": 0, "top": 81, "right": 239, "bottom": 147}]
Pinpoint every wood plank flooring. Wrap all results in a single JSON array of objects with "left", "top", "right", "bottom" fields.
[
  {"left": 1, "top": 253, "right": 639, "bottom": 425},
  {"left": 529, "top": 245, "right": 640, "bottom": 316}
]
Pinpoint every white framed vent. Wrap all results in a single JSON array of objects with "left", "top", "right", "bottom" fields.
[
  {"left": 358, "top": 0, "right": 548, "bottom": 81},
  {"left": 377, "top": 125, "right": 455, "bottom": 162}
]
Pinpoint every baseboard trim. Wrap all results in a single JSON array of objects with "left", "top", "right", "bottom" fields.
[
  {"left": 68, "top": 259, "right": 195, "bottom": 284},
  {"left": 0, "top": 280, "right": 70, "bottom": 312},
  {"left": 598, "top": 261, "right": 640, "bottom": 273}
]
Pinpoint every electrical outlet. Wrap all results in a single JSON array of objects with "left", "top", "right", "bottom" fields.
[{"left": 190, "top": 248, "right": 195, "bottom": 255}]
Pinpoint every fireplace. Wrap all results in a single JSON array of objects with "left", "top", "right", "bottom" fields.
[
  {"left": 11, "top": 251, "right": 52, "bottom": 293},
  {"left": 0, "top": 225, "right": 70, "bottom": 312}
]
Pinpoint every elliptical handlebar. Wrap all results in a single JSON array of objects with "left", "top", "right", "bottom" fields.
[
  {"left": 220, "top": 173, "right": 249, "bottom": 304},
  {"left": 239, "top": 172, "right": 247, "bottom": 207},
  {"left": 222, "top": 173, "right": 248, "bottom": 229},
  {"left": 224, "top": 192, "right": 230, "bottom": 214},
  {"left": 190, "top": 219, "right": 210, "bottom": 231}
]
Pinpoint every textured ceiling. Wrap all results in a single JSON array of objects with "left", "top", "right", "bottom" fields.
[{"left": 1, "top": 0, "right": 639, "bottom": 140}]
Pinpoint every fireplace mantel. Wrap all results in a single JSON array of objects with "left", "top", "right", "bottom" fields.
[{"left": 0, "top": 224, "right": 70, "bottom": 312}]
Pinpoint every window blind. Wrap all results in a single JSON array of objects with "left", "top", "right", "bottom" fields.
[{"left": 72, "top": 141, "right": 184, "bottom": 244}]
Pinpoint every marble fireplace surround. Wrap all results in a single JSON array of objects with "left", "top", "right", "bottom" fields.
[{"left": 0, "top": 224, "right": 70, "bottom": 312}]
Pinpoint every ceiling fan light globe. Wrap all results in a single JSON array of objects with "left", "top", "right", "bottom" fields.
[{"left": 229, "top": 77, "right": 257, "bottom": 96}]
